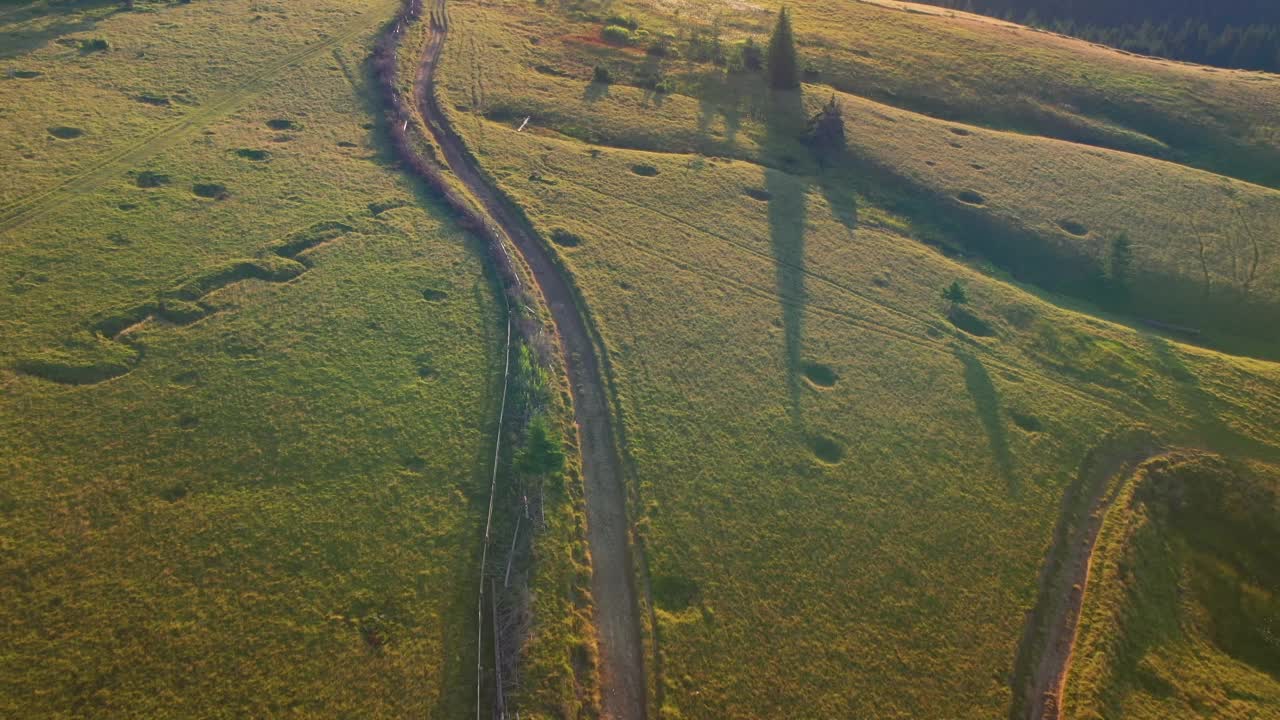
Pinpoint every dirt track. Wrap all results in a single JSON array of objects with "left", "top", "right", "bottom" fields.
[
  {"left": 413, "top": 6, "right": 646, "bottom": 719},
  {"left": 1023, "top": 437, "right": 1162, "bottom": 720}
]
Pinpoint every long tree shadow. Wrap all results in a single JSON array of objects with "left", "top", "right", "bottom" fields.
[
  {"left": 1146, "top": 334, "right": 1280, "bottom": 463},
  {"left": 763, "top": 88, "right": 811, "bottom": 421},
  {"left": 817, "top": 166, "right": 858, "bottom": 230},
  {"left": 692, "top": 69, "right": 759, "bottom": 158},
  {"left": 956, "top": 349, "right": 1017, "bottom": 495},
  {"left": 583, "top": 81, "right": 610, "bottom": 103}
]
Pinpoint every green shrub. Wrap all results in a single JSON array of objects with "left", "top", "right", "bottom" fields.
[
  {"left": 647, "top": 37, "right": 675, "bottom": 57},
  {"left": 686, "top": 27, "right": 724, "bottom": 64},
  {"left": 730, "top": 38, "right": 763, "bottom": 72},
  {"left": 766, "top": 7, "right": 800, "bottom": 90},
  {"left": 591, "top": 65, "right": 613, "bottom": 84},
  {"left": 80, "top": 38, "right": 109, "bottom": 53},
  {"left": 601, "top": 25, "right": 634, "bottom": 45},
  {"left": 604, "top": 13, "right": 638, "bottom": 30}
]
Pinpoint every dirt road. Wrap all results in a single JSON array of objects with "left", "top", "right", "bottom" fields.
[
  {"left": 413, "top": 6, "right": 646, "bottom": 718},
  {"left": 1023, "top": 433, "right": 1162, "bottom": 720}
]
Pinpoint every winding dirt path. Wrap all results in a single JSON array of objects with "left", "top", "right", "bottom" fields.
[
  {"left": 413, "top": 6, "right": 646, "bottom": 719},
  {"left": 1023, "top": 437, "right": 1163, "bottom": 720}
]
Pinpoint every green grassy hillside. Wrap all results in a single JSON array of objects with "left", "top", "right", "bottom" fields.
[
  {"left": 5, "top": 0, "right": 1279, "bottom": 716},
  {"left": 1068, "top": 453, "right": 1280, "bottom": 719},
  {"left": 432, "top": 0, "right": 1280, "bottom": 353},
  {"left": 1, "top": 0, "right": 501, "bottom": 714},
  {"left": 431, "top": 0, "right": 1280, "bottom": 716}
]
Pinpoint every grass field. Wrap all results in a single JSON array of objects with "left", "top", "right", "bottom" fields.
[
  {"left": 432, "top": 0, "right": 1280, "bottom": 716},
  {"left": 1, "top": 0, "right": 507, "bottom": 715},
  {"left": 431, "top": 0, "right": 1280, "bottom": 354},
  {"left": 1067, "top": 453, "right": 1280, "bottom": 719},
  {"left": 5, "top": 0, "right": 1279, "bottom": 716}
]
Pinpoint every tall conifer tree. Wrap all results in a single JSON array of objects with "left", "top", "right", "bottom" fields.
[{"left": 767, "top": 7, "right": 800, "bottom": 90}]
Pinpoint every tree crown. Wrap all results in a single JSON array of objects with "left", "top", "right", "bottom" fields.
[{"left": 767, "top": 7, "right": 800, "bottom": 90}]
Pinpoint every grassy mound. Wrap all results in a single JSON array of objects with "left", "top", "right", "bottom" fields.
[{"left": 1067, "top": 453, "right": 1280, "bottom": 718}]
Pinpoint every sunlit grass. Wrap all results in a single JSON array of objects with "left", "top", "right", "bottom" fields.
[
  {"left": 435, "top": 0, "right": 1280, "bottom": 716},
  {"left": 0, "top": 0, "right": 501, "bottom": 714}
]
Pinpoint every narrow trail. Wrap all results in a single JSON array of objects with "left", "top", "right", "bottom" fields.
[
  {"left": 1023, "top": 439, "right": 1164, "bottom": 720},
  {"left": 413, "top": 5, "right": 646, "bottom": 719}
]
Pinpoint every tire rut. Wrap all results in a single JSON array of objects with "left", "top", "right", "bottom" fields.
[{"left": 413, "top": 5, "right": 646, "bottom": 719}]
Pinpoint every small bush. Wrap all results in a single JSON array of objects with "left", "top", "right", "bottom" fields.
[
  {"left": 808, "top": 95, "right": 846, "bottom": 160},
  {"left": 601, "top": 25, "right": 634, "bottom": 45},
  {"left": 647, "top": 37, "right": 674, "bottom": 57},
  {"left": 604, "top": 14, "right": 638, "bottom": 30},
  {"left": 686, "top": 28, "right": 724, "bottom": 64},
  {"left": 731, "top": 38, "right": 763, "bottom": 72},
  {"left": 942, "top": 280, "right": 969, "bottom": 306},
  {"left": 591, "top": 65, "right": 613, "bottom": 84},
  {"left": 80, "top": 38, "right": 109, "bottom": 53},
  {"left": 234, "top": 148, "right": 271, "bottom": 161}
]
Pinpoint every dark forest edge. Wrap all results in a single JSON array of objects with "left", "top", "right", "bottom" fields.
[{"left": 920, "top": 0, "right": 1280, "bottom": 73}]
